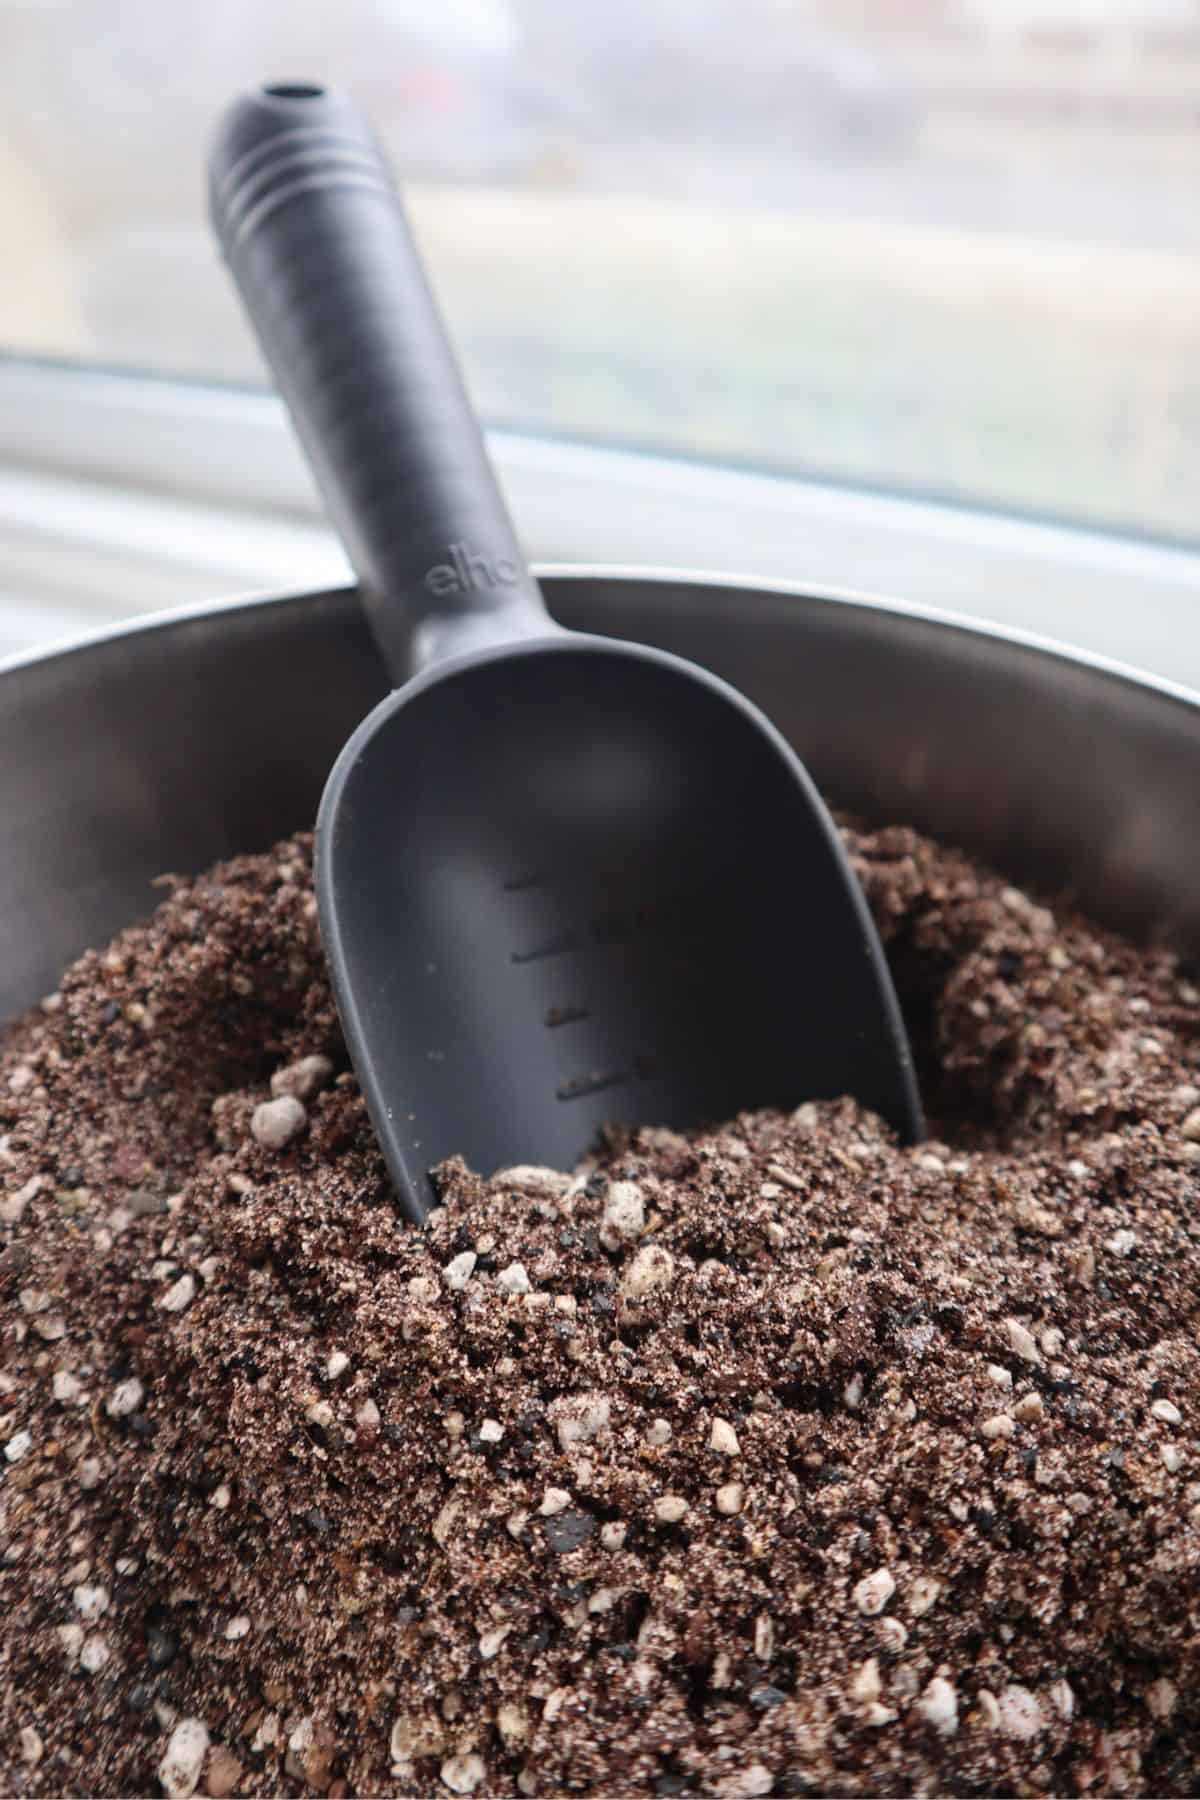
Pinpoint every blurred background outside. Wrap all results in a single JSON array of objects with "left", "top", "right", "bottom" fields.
[{"left": 2, "top": 0, "right": 1200, "bottom": 545}]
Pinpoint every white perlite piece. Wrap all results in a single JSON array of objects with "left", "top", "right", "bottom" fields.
[
  {"left": 494, "top": 1165, "right": 571, "bottom": 1199},
  {"left": 497, "top": 1262, "right": 532, "bottom": 1295},
  {"left": 479, "top": 1624, "right": 511, "bottom": 1660},
  {"left": 158, "top": 1718, "right": 210, "bottom": 1799},
  {"left": 996, "top": 1685, "right": 1044, "bottom": 1741},
  {"left": 73, "top": 1583, "right": 109, "bottom": 1622},
  {"left": 715, "top": 1764, "right": 773, "bottom": 1799},
  {"left": 52, "top": 1369, "right": 83, "bottom": 1405},
  {"left": 853, "top": 1568, "right": 896, "bottom": 1616},
  {"left": 440, "top": 1752, "right": 487, "bottom": 1794},
  {"left": 976, "top": 1690, "right": 1001, "bottom": 1730},
  {"left": 1105, "top": 1229, "right": 1138, "bottom": 1256},
  {"left": 479, "top": 1418, "right": 505, "bottom": 1444},
  {"left": 552, "top": 1392, "right": 610, "bottom": 1452},
  {"left": 907, "top": 1575, "right": 941, "bottom": 1619},
  {"left": 851, "top": 1659, "right": 882, "bottom": 1704},
  {"left": 160, "top": 1273, "right": 195, "bottom": 1314},
  {"left": 327, "top": 1349, "right": 350, "bottom": 1381},
  {"left": 288, "top": 1719, "right": 314, "bottom": 1755},
  {"left": 1049, "top": 1679, "right": 1075, "bottom": 1721},
  {"left": 1146, "top": 1677, "right": 1178, "bottom": 1721},
  {"left": 355, "top": 1398, "right": 381, "bottom": 1431},
  {"left": 4, "top": 1430, "right": 32, "bottom": 1464},
  {"left": 715, "top": 1482, "right": 745, "bottom": 1516},
  {"left": 540, "top": 1487, "right": 571, "bottom": 1516},
  {"left": 600, "top": 1521, "right": 627, "bottom": 1551},
  {"left": 270, "top": 1055, "right": 333, "bottom": 1102},
  {"left": 981, "top": 1415, "right": 1014, "bottom": 1440},
  {"left": 644, "top": 1418, "right": 672, "bottom": 1447},
  {"left": 497, "top": 1704, "right": 529, "bottom": 1745},
  {"left": 251, "top": 1096, "right": 306, "bottom": 1151},
  {"left": 106, "top": 1376, "right": 144, "bottom": 1419},
  {"left": 654, "top": 1495, "right": 689, "bottom": 1525},
  {"left": 17, "top": 1726, "right": 43, "bottom": 1767},
  {"left": 253, "top": 1716, "right": 281, "bottom": 1753},
  {"left": 80, "top": 1635, "right": 110, "bottom": 1673},
  {"left": 917, "top": 1676, "right": 959, "bottom": 1735},
  {"left": 224, "top": 1615, "right": 251, "bottom": 1640},
  {"left": 600, "top": 1180, "right": 645, "bottom": 1250},
  {"left": 710, "top": 1417, "right": 741, "bottom": 1456},
  {"left": 1, "top": 1175, "right": 42, "bottom": 1226},
  {"left": 1180, "top": 1106, "right": 1200, "bottom": 1141},
  {"left": 986, "top": 1364, "right": 1013, "bottom": 1390},
  {"left": 435, "top": 1498, "right": 463, "bottom": 1548},
  {"left": 1150, "top": 1398, "right": 1182, "bottom": 1426},
  {"left": 1004, "top": 1318, "right": 1042, "bottom": 1364},
  {"left": 620, "top": 1244, "right": 675, "bottom": 1304},
  {"left": 1012, "top": 1391, "right": 1043, "bottom": 1422},
  {"left": 443, "top": 1251, "right": 477, "bottom": 1292}
]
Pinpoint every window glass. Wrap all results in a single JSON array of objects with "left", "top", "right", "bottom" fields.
[{"left": 2, "top": 0, "right": 1198, "bottom": 538}]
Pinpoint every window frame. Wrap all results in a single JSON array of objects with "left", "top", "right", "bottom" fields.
[{"left": 2, "top": 354, "right": 1200, "bottom": 687}]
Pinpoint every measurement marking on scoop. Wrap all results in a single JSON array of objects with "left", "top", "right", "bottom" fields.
[
  {"left": 556, "top": 1068, "right": 631, "bottom": 1102},
  {"left": 511, "top": 930, "right": 580, "bottom": 965},
  {"left": 544, "top": 1003, "right": 590, "bottom": 1029},
  {"left": 556, "top": 1051, "right": 659, "bottom": 1101}
]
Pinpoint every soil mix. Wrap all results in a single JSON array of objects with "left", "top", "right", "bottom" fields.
[{"left": 1, "top": 824, "right": 1199, "bottom": 1798}]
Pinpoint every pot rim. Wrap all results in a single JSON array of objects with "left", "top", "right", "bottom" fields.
[{"left": 3, "top": 561, "right": 1199, "bottom": 716}]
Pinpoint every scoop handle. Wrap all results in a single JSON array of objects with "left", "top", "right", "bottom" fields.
[{"left": 209, "top": 84, "right": 550, "bottom": 682}]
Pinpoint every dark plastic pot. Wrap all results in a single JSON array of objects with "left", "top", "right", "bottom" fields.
[{"left": 2, "top": 568, "right": 1198, "bottom": 1026}]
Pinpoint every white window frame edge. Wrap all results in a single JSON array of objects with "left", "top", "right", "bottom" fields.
[{"left": 2, "top": 356, "right": 1200, "bottom": 686}]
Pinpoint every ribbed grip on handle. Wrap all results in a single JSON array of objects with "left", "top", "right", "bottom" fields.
[{"left": 209, "top": 84, "right": 550, "bottom": 682}]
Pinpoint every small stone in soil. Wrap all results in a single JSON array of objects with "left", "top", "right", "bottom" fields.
[
  {"left": 250, "top": 1095, "right": 306, "bottom": 1150},
  {"left": 542, "top": 1508, "right": 595, "bottom": 1554},
  {"left": 270, "top": 1054, "right": 333, "bottom": 1102},
  {"left": 158, "top": 1719, "right": 209, "bottom": 1800}
]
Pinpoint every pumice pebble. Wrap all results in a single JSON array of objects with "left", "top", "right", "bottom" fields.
[{"left": 250, "top": 1095, "right": 306, "bottom": 1150}]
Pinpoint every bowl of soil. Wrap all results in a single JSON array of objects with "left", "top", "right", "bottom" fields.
[{"left": 1, "top": 568, "right": 1199, "bottom": 1799}]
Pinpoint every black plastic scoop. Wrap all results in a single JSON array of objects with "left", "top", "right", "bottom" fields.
[{"left": 210, "top": 83, "right": 923, "bottom": 1223}]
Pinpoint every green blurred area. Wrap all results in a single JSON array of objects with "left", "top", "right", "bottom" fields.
[{"left": 414, "top": 188, "right": 1200, "bottom": 540}]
